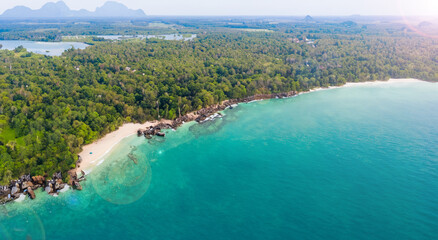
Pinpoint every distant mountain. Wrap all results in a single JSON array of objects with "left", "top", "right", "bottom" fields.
[
  {"left": 304, "top": 15, "right": 315, "bottom": 22},
  {"left": 0, "top": 1, "right": 146, "bottom": 19},
  {"left": 418, "top": 21, "right": 433, "bottom": 28},
  {"left": 94, "top": 2, "right": 145, "bottom": 18},
  {"left": 341, "top": 21, "right": 358, "bottom": 27}
]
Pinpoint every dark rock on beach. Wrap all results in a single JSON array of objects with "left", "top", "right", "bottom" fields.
[
  {"left": 45, "top": 183, "right": 53, "bottom": 194},
  {"left": 27, "top": 187, "right": 36, "bottom": 199},
  {"left": 22, "top": 181, "right": 34, "bottom": 189},
  {"left": 73, "top": 181, "right": 83, "bottom": 190},
  {"left": 136, "top": 91, "right": 299, "bottom": 140},
  {"left": 32, "top": 175, "right": 45, "bottom": 185},
  {"left": 0, "top": 172, "right": 73, "bottom": 204}
]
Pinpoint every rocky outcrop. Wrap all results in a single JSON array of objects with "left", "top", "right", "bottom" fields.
[
  {"left": 68, "top": 170, "right": 85, "bottom": 191},
  {"left": 1, "top": 172, "right": 72, "bottom": 204},
  {"left": 140, "top": 122, "right": 174, "bottom": 138},
  {"left": 73, "top": 181, "right": 82, "bottom": 190},
  {"left": 137, "top": 91, "right": 299, "bottom": 139}
]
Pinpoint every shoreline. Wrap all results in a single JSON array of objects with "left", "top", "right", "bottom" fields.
[
  {"left": 0, "top": 78, "right": 428, "bottom": 204},
  {"left": 77, "top": 120, "right": 172, "bottom": 173},
  {"left": 77, "top": 78, "right": 427, "bottom": 174}
]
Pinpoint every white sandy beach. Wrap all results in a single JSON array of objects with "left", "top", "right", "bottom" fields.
[
  {"left": 77, "top": 78, "right": 427, "bottom": 174},
  {"left": 77, "top": 120, "right": 172, "bottom": 173},
  {"left": 344, "top": 78, "right": 423, "bottom": 87},
  {"left": 306, "top": 78, "right": 423, "bottom": 93}
]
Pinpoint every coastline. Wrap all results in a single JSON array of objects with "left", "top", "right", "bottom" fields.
[
  {"left": 0, "top": 78, "right": 428, "bottom": 204},
  {"left": 77, "top": 120, "right": 172, "bottom": 173},
  {"left": 76, "top": 78, "right": 427, "bottom": 175}
]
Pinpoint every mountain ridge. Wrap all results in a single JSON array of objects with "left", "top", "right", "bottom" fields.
[{"left": 0, "top": 1, "right": 146, "bottom": 19}]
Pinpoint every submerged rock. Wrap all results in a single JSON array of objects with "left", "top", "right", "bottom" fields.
[{"left": 128, "top": 153, "right": 138, "bottom": 164}]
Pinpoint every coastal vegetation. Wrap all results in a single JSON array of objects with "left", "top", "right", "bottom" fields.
[{"left": 0, "top": 21, "right": 437, "bottom": 185}]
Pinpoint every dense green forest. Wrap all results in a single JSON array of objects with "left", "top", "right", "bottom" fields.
[{"left": 0, "top": 22, "right": 437, "bottom": 184}]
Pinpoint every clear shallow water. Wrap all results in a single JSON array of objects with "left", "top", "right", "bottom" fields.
[
  {"left": 0, "top": 41, "right": 89, "bottom": 56},
  {"left": 1, "top": 82, "right": 438, "bottom": 240}
]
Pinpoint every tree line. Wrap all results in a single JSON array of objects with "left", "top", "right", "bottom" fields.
[{"left": 0, "top": 29, "right": 437, "bottom": 183}]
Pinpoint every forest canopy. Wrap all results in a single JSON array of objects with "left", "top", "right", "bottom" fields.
[{"left": 0, "top": 23, "right": 437, "bottom": 184}]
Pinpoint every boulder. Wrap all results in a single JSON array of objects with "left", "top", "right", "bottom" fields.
[
  {"left": 55, "top": 179, "right": 65, "bottom": 190},
  {"left": 32, "top": 176, "right": 45, "bottom": 185},
  {"left": 0, "top": 186, "right": 10, "bottom": 199},
  {"left": 27, "top": 187, "right": 36, "bottom": 199},
  {"left": 73, "top": 181, "right": 82, "bottom": 190},
  {"left": 0, "top": 185, "right": 9, "bottom": 193},
  {"left": 44, "top": 186, "right": 52, "bottom": 193},
  {"left": 11, "top": 184, "right": 20, "bottom": 195},
  {"left": 45, "top": 183, "right": 53, "bottom": 194},
  {"left": 22, "top": 181, "right": 34, "bottom": 189}
]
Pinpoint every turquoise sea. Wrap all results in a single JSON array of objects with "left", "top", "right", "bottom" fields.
[{"left": 1, "top": 81, "right": 438, "bottom": 240}]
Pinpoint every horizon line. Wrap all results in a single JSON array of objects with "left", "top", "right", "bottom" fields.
[{"left": 1, "top": 0, "right": 437, "bottom": 18}]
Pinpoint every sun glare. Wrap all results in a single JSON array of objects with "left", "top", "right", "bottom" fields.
[{"left": 397, "top": 0, "right": 438, "bottom": 16}]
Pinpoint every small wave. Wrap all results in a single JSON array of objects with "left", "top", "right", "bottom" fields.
[
  {"left": 14, "top": 194, "right": 26, "bottom": 202},
  {"left": 247, "top": 100, "right": 262, "bottom": 103},
  {"left": 200, "top": 113, "right": 223, "bottom": 123},
  {"left": 59, "top": 185, "right": 70, "bottom": 193},
  {"left": 97, "top": 159, "right": 105, "bottom": 166}
]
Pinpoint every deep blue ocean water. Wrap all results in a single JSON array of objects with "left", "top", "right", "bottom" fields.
[{"left": 1, "top": 81, "right": 438, "bottom": 240}]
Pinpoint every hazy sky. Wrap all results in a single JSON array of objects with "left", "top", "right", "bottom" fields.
[{"left": 0, "top": 0, "right": 437, "bottom": 16}]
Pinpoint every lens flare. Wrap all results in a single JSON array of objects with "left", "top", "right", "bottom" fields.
[
  {"left": 397, "top": 0, "right": 438, "bottom": 39},
  {"left": 0, "top": 222, "right": 12, "bottom": 240},
  {"left": 0, "top": 206, "right": 45, "bottom": 240},
  {"left": 91, "top": 146, "right": 152, "bottom": 205}
]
